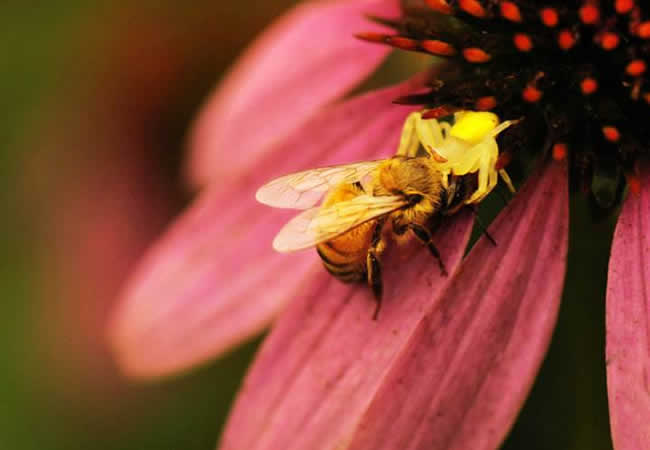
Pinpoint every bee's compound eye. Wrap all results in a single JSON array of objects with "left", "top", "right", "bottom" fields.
[{"left": 407, "top": 194, "right": 423, "bottom": 205}]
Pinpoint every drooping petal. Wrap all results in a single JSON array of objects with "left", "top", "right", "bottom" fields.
[
  {"left": 220, "top": 212, "right": 474, "bottom": 450},
  {"left": 187, "top": 0, "right": 400, "bottom": 188},
  {"left": 345, "top": 161, "right": 569, "bottom": 450},
  {"left": 220, "top": 161, "right": 568, "bottom": 450},
  {"left": 108, "top": 79, "right": 421, "bottom": 378},
  {"left": 606, "top": 164, "right": 650, "bottom": 450}
]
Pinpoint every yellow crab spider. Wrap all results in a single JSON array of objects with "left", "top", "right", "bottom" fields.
[{"left": 396, "top": 110, "right": 518, "bottom": 204}]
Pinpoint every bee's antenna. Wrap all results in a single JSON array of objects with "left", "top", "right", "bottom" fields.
[{"left": 470, "top": 207, "right": 497, "bottom": 246}]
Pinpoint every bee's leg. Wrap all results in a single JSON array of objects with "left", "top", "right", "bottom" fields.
[
  {"left": 409, "top": 224, "right": 448, "bottom": 276},
  {"left": 427, "top": 215, "right": 443, "bottom": 234},
  {"left": 367, "top": 218, "right": 387, "bottom": 320},
  {"left": 445, "top": 177, "right": 457, "bottom": 207},
  {"left": 367, "top": 252, "right": 382, "bottom": 320}
]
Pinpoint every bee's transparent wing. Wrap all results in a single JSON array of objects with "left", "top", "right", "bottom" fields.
[
  {"left": 256, "top": 160, "right": 388, "bottom": 209},
  {"left": 273, "top": 195, "right": 406, "bottom": 252}
]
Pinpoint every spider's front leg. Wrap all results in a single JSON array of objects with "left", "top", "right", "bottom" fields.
[
  {"left": 415, "top": 117, "right": 446, "bottom": 158},
  {"left": 413, "top": 117, "right": 454, "bottom": 188},
  {"left": 466, "top": 142, "right": 498, "bottom": 204},
  {"left": 490, "top": 118, "right": 519, "bottom": 194},
  {"left": 396, "top": 112, "right": 423, "bottom": 158},
  {"left": 499, "top": 169, "right": 516, "bottom": 193},
  {"left": 396, "top": 112, "right": 448, "bottom": 160}
]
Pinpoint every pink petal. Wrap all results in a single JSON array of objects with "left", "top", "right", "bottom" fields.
[
  {"left": 346, "top": 161, "right": 569, "bottom": 450},
  {"left": 108, "top": 79, "right": 422, "bottom": 378},
  {"left": 220, "top": 161, "right": 568, "bottom": 450},
  {"left": 220, "top": 212, "right": 475, "bottom": 450},
  {"left": 606, "top": 165, "right": 650, "bottom": 450},
  {"left": 187, "top": 0, "right": 400, "bottom": 188}
]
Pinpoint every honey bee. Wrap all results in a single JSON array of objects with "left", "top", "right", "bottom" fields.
[{"left": 256, "top": 111, "right": 518, "bottom": 318}]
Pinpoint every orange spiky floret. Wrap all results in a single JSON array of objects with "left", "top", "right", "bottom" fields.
[{"left": 357, "top": 0, "right": 649, "bottom": 206}]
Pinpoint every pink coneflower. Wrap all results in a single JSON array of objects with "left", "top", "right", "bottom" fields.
[{"left": 109, "top": 0, "right": 649, "bottom": 448}]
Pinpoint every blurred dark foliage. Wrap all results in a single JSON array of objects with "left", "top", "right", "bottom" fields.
[{"left": 2, "top": 2, "right": 294, "bottom": 449}]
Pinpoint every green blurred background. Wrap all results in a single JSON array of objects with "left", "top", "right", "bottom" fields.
[
  {"left": 2, "top": 1, "right": 615, "bottom": 449},
  {"left": 2, "top": 2, "right": 299, "bottom": 449}
]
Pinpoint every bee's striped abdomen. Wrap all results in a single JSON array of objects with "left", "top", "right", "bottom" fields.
[
  {"left": 314, "top": 182, "right": 374, "bottom": 283},
  {"left": 317, "top": 244, "right": 364, "bottom": 282},
  {"left": 316, "top": 220, "right": 374, "bottom": 283}
]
